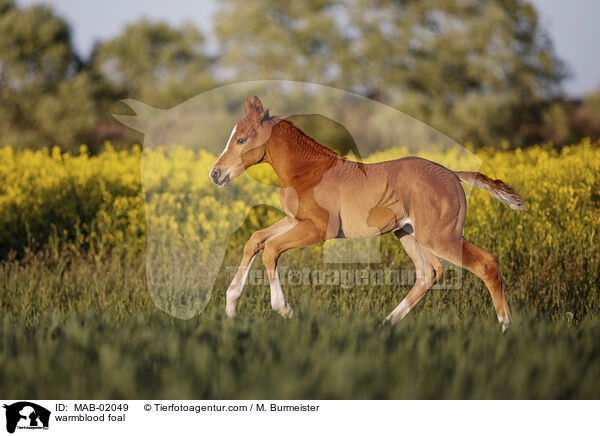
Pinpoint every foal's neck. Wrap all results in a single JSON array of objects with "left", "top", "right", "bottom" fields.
[{"left": 266, "top": 121, "right": 340, "bottom": 187}]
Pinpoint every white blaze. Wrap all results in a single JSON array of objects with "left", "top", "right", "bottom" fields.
[
  {"left": 210, "top": 123, "right": 237, "bottom": 180},
  {"left": 219, "top": 124, "right": 237, "bottom": 159}
]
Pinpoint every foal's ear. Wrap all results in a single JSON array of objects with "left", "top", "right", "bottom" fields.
[
  {"left": 250, "top": 96, "right": 265, "bottom": 124},
  {"left": 244, "top": 96, "right": 265, "bottom": 125},
  {"left": 244, "top": 97, "right": 253, "bottom": 117},
  {"left": 253, "top": 96, "right": 264, "bottom": 114}
]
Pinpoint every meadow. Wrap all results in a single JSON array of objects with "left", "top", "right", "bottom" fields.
[{"left": 0, "top": 140, "right": 599, "bottom": 399}]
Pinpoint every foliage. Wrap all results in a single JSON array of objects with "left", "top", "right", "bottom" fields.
[
  {"left": 1, "top": 139, "right": 598, "bottom": 262},
  {"left": 215, "top": 0, "right": 568, "bottom": 147},
  {"left": 0, "top": 4, "right": 214, "bottom": 152},
  {"left": 0, "top": 144, "right": 145, "bottom": 255},
  {"left": 571, "top": 85, "right": 600, "bottom": 141},
  {"left": 0, "top": 2, "right": 101, "bottom": 151},
  {"left": 3, "top": 0, "right": 599, "bottom": 151},
  {"left": 90, "top": 19, "right": 215, "bottom": 109}
]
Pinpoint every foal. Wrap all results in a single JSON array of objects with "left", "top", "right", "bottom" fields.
[{"left": 210, "top": 96, "right": 526, "bottom": 330}]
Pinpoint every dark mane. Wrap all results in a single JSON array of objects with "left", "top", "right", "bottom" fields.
[
  {"left": 260, "top": 109, "right": 273, "bottom": 125},
  {"left": 275, "top": 119, "right": 346, "bottom": 160}
]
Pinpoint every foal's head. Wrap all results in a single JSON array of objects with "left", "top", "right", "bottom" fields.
[{"left": 210, "top": 96, "right": 275, "bottom": 186}]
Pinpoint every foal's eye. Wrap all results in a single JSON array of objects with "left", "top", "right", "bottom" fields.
[{"left": 237, "top": 138, "right": 246, "bottom": 144}]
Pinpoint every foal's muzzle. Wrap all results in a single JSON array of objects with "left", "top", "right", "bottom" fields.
[{"left": 209, "top": 168, "right": 230, "bottom": 186}]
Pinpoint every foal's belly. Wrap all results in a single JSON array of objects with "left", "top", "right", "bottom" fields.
[
  {"left": 338, "top": 206, "right": 407, "bottom": 238},
  {"left": 312, "top": 160, "right": 412, "bottom": 239}
]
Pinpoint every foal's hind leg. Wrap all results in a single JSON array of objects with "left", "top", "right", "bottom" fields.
[
  {"left": 385, "top": 230, "right": 444, "bottom": 324},
  {"left": 226, "top": 217, "right": 294, "bottom": 317},
  {"left": 427, "top": 238, "right": 511, "bottom": 331}
]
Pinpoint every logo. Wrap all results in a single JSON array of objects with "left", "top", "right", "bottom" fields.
[
  {"left": 3, "top": 402, "right": 50, "bottom": 434},
  {"left": 114, "top": 80, "right": 480, "bottom": 319}
]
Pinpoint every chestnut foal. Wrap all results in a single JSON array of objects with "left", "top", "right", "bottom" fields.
[{"left": 210, "top": 97, "right": 525, "bottom": 330}]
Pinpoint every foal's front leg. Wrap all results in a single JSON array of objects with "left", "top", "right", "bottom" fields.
[
  {"left": 262, "top": 220, "right": 325, "bottom": 317},
  {"left": 226, "top": 218, "right": 294, "bottom": 317}
]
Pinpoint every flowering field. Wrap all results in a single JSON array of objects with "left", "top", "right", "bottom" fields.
[{"left": 0, "top": 140, "right": 599, "bottom": 398}]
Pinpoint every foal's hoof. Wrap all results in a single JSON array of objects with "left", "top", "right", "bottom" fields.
[
  {"left": 277, "top": 305, "right": 294, "bottom": 319},
  {"left": 498, "top": 315, "right": 512, "bottom": 333},
  {"left": 225, "top": 304, "right": 237, "bottom": 318},
  {"left": 382, "top": 313, "right": 399, "bottom": 326}
]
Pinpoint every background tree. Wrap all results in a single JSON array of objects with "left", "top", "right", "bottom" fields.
[
  {"left": 91, "top": 19, "right": 215, "bottom": 109},
  {"left": 1, "top": 0, "right": 595, "bottom": 151},
  {"left": 215, "top": 1, "right": 344, "bottom": 84},
  {"left": 214, "top": 0, "right": 568, "bottom": 148},
  {"left": 0, "top": 1, "right": 100, "bottom": 151},
  {"left": 570, "top": 85, "right": 600, "bottom": 141}
]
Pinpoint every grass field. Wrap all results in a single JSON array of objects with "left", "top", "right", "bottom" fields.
[{"left": 1, "top": 140, "right": 599, "bottom": 399}]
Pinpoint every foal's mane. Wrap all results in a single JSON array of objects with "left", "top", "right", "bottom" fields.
[{"left": 275, "top": 119, "right": 346, "bottom": 160}]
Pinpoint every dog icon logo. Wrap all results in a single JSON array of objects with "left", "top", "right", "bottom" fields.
[{"left": 3, "top": 402, "right": 50, "bottom": 433}]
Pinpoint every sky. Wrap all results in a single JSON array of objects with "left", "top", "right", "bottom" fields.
[{"left": 18, "top": 0, "right": 600, "bottom": 98}]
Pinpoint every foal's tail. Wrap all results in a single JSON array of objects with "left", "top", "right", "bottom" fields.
[{"left": 454, "top": 171, "right": 527, "bottom": 211}]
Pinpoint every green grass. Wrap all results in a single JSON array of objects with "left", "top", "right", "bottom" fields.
[
  {"left": 0, "top": 235, "right": 599, "bottom": 399},
  {"left": 1, "top": 307, "right": 599, "bottom": 399}
]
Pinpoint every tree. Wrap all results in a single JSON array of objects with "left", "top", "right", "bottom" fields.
[
  {"left": 570, "top": 85, "right": 600, "bottom": 141},
  {"left": 215, "top": 1, "right": 344, "bottom": 85},
  {"left": 0, "top": 2, "right": 100, "bottom": 151},
  {"left": 214, "top": 0, "right": 567, "bottom": 148},
  {"left": 91, "top": 19, "right": 215, "bottom": 109}
]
